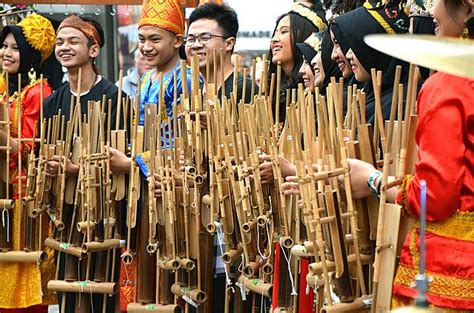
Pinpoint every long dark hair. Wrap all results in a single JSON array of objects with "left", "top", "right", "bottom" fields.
[{"left": 268, "top": 12, "right": 320, "bottom": 121}]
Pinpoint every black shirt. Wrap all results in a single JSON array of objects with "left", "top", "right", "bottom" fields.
[
  {"left": 44, "top": 78, "right": 123, "bottom": 132},
  {"left": 217, "top": 72, "right": 257, "bottom": 104}
]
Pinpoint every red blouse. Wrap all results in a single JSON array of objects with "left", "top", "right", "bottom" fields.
[
  {"left": 397, "top": 72, "right": 474, "bottom": 220},
  {"left": 393, "top": 72, "right": 474, "bottom": 309},
  {"left": 2, "top": 79, "right": 53, "bottom": 198}
]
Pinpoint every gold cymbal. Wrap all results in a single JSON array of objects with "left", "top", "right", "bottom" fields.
[{"left": 364, "top": 34, "right": 474, "bottom": 79}]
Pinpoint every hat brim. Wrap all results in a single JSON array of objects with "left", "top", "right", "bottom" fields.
[{"left": 296, "top": 42, "right": 317, "bottom": 63}]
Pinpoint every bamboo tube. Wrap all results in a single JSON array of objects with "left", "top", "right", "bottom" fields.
[
  {"left": 170, "top": 283, "right": 207, "bottom": 304},
  {"left": 81, "top": 239, "right": 121, "bottom": 254},
  {"left": 242, "top": 259, "right": 261, "bottom": 278},
  {"left": 24, "top": 197, "right": 37, "bottom": 217},
  {"left": 47, "top": 280, "right": 117, "bottom": 294},
  {"left": 178, "top": 258, "right": 195, "bottom": 271},
  {"left": 290, "top": 244, "right": 313, "bottom": 258},
  {"left": 157, "top": 258, "right": 180, "bottom": 271},
  {"left": 261, "top": 261, "right": 274, "bottom": 275},
  {"left": 127, "top": 303, "right": 183, "bottom": 313},
  {"left": 0, "top": 250, "right": 47, "bottom": 263},
  {"left": 16, "top": 75, "right": 23, "bottom": 249},
  {"left": 205, "top": 222, "right": 216, "bottom": 234},
  {"left": 238, "top": 275, "right": 273, "bottom": 298},
  {"left": 321, "top": 296, "right": 372, "bottom": 312},
  {"left": 242, "top": 218, "right": 257, "bottom": 233},
  {"left": 279, "top": 236, "right": 293, "bottom": 249},
  {"left": 77, "top": 221, "right": 95, "bottom": 232},
  {"left": 138, "top": 189, "right": 156, "bottom": 304},
  {"left": 312, "top": 168, "right": 346, "bottom": 180},
  {"left": 221, "top": 246, "right": 243, "bottom": 264},
  {"left": 256, "top": 213, "right": 271, "bottom": 227},
  {"left": 47, "top": 210, "right": 65, "bottom": 231},
  {"left": 44, "top": 238, "right": 84, "bottom": 258},
  {"left": 0, "top": 199, "right": 14, "bottom": 209},
  {"left": 308, "top": 254, "right": 372, "bottom": 275}
]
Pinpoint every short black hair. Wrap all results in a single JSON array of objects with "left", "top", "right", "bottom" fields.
[
  {"left": 79, "top": 16, "right": 105, "bottom": 48},
  {"left": 188, "top": 3, "right": 239, "bottom": 38}
]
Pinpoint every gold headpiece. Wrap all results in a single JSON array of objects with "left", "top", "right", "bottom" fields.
[
  {"left": 139, "top": 0, "right": 185, "bottom": 35},
  {"left": 18, "top": 14, "right": 56, "bottom": 62},
  {"left": 290, "top": 3, "right": 327, "bottom": 32},
  {"left": 363, "top": 1, "right": 409, "bottom": 34},
  {"left": 304, "top": 33, "right": 322, "bottom": 52}
]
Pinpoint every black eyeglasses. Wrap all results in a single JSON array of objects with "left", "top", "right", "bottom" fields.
[{"left": 185, "top": 33, "right": 226, "bottom": 46}]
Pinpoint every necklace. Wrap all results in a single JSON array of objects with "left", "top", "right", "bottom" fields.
[{"left": 70, "top": 74, "right": 98, "bottom": 96}]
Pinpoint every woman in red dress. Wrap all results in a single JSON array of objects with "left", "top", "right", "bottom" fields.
[
  {"left": 0, "top": 14, "right": 56, "bottom": 313},
  {"left": 345, "top": 0, "right": 474, "bottom": 310}
]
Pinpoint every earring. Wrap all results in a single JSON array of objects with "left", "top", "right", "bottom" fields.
[
  {"left": 461, "top": 26, "right": 469, "bottom": 39},
  {"left": 28, "top": 67, "right": 37, "bottom": 84}
]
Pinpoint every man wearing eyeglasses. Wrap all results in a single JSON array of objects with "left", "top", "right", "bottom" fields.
[
  {"left": 185, "top": 4, "right": 257, "bottom": 313},
  {"left": 185, "top": 3, "right": 255, "bottom": 104}
]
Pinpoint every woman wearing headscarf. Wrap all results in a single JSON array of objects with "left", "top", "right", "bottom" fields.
[
  {"left": 296, "top": 32, "right": 321, "bottom": 92},
  {"left": 311, "top": 29, "right": 343, "bottom": 95},
  {"left": 330, "top": 1, "right": 411, "bottom": 124},
  {"left": 344, "top": 0, "right": 474, "bottom": 309},
  {"left": 0, "top": 14, "right": 56, "bottom": 313}
]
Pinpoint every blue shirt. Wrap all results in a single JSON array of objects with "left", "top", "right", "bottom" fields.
[{"left": 139, "top": 62, "right": 200, "bottom": 147}]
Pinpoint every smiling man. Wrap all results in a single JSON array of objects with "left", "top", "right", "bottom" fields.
[
  {"left": 137, "top": 0, "right": 195, "bottom": 134},
  {"left": 44, "top": 15, "right": 129, "bottom": 174},
  {"left": 185, "top": 3, "right": 254, "bottom": 104},
  {"left": 44, "top": 15, "right": 120, "bottom": 127},
  {"left": 42, "top": 15, "right": 124, "bottom": 313}
]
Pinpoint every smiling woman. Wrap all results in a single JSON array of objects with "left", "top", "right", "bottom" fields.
[
  {"left": 0, "top": 14, "right": 56, "bottom": 313},
  {"left": 268, "top": 3, "right": 327, "bottom": 122},
  {"left": 329, "top": 2, "right": 411, "bottom": 124},
  {"left": 1, "top": 34, "right": 20, "bottom": 74},
  {"left": 311, "top": 30, "right": 341, "bottom": 95}
]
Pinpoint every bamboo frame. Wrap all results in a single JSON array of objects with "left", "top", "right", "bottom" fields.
[
  {"left": 127, "top": 303, "right": 183, "bottom": 313},
  {"left": 47, "top": 280, "right": 117, "bottom": 294},
  {"left": 0, "top": 250, "right": 48, "bottom": 262}
]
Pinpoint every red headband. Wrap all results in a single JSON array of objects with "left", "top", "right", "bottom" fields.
[{"left": 58, "top": 15, "right": 101, "bottom": 47}]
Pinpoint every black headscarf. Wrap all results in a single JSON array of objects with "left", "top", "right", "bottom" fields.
[
  {"left": 330, "top": 3, "right": 410, "bottom": 123},
  {"left": 411, "top": 15, "right": 435, "bottom": 81},
  {"left": 1, "top": 25, "right": 42, "bottom": 95},
  {"left": 319, "top": 29, "right": 342, "bottom": 94}
]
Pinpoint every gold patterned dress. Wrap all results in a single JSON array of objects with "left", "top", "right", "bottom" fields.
[{"left": 0, "top": 77, "right": 56, "bottom": 308}]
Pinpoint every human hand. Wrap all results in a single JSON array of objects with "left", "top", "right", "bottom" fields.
[
  {"left": 109, "top": 147, "right": 131, "bottom": 175},
  {"left": 45, "top": 155, "right": 79, "bottom": 177},
  {"left": 340, "top": 158, "right": 378, "bottom": 199},
  {"left": 281, "top": 176, "right": 301, "bottom": 196},
  {"left": 253, "top": 154, "right": 273, "bottom": 185}
]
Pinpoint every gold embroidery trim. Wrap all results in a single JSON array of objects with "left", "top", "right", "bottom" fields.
[
  {"left": 398, "top": 174, "right": 414, "bottom": 217},
  {"left": 395, "top": 264, "right": 474, "bottom": 300},
  {"left": 304, "top": 33, "right": 322, "bottom": 52},
  {"left": 392, "top": 294, "right": 473, "bottom": 312},
  {"left": 363, "top": 2, "right": 396, "bottom": 35},
  {"left": 414, "top": 211, "right": 474, "bottom": 242},
  {"left": 291, "top": 3, "right": 327, "bottom": 32},
  {"left": 409, "top": 226, "right": 419, "bottom": 272},
  {"left": 6, "top": 79, "right": 45, "bottom": 140},
  {"left": 140, "top": 69, "right": 173, "bottom": 122}
]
